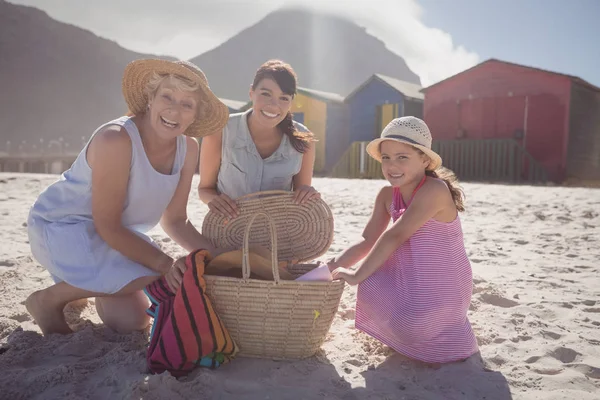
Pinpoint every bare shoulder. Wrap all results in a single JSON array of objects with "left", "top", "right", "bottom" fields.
[
  {"left": 419, "top": 178, "right": 454, "bottom": 205},
  {"left": 87, "top": 124, "right": 132, "bottom": 167},
  {"left": 91, "top": 124, "right": 131, "bottom": 147},
  {"left": 422, "top": 177, "right": 450, "bottom": 193}
]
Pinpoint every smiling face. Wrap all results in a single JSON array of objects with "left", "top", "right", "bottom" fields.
[
  {"left": 249, "top": 77, "right": 293, "bottom": 129},
  {"left": 380, "top": 140, "right": 430, "bottom": 186},
  {"left": 145, "top": 74, "right": 201, "bottom": 139}
]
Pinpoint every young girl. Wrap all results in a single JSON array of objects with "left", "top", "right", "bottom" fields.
[{"left": 330, "top": 116, "right": 478, "bottom": 364}]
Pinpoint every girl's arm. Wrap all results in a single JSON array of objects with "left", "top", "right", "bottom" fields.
[
  {"left": 197, "top": 131, "right": 238, "bottom": 218},
  {"left": 160, "top": 136, "right": 217, "bottom": 255},
  {"left": 343, "top": 180, "right": 450, "bottom": 284},
  {"left": 328, "top": 187, "right": 392, "bottom": 270},
  {"left": 88, "top": 126, "right": 172, "bottom": 274}
]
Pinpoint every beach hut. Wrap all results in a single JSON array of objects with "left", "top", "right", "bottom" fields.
[
  {"left": 290, "top": 87, "right": 348, "bottom": 173},
  {"left": 219, "top": 98, "right": 249, "bottom": 114},
  {"left": 422, "top": 59, "right": 600, "bottom": 182},
  {"left": 344, "top": 74, "right": 424, "bottom": 143}
]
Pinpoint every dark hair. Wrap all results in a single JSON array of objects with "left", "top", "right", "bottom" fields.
[{"left": 251, "top": 60, "right": 314, "bottom": 153}]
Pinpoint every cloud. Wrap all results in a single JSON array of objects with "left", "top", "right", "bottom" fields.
[{"left": 9, "top": 0, "right": 479, "bottom": 86}]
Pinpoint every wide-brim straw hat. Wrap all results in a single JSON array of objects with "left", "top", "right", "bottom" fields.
[
  {"left": 206, "top": 246, "right": 294, "bottom": 281},
  {"left": 366, "top": 116, "right": 442, "bottom": 170},
  {"left": 122, "top": 59, "right": 229, "bottom": 138}
]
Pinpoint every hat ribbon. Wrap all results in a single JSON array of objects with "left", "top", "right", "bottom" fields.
[{"left": 384, "top": 134, "right": 423, "bottom": 146}]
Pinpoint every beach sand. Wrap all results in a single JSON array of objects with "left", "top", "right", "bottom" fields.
[{"left": 0, "top": 172, "right": 598, "bottom": 399}]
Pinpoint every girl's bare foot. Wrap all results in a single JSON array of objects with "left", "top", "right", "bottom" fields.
[{"left": 25, "top": 290, "right": 73, "bottom": 335}]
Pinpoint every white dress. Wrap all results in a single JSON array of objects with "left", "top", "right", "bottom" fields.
[{"left": 27, "top": 116, "right": 186, "bottom": 294}]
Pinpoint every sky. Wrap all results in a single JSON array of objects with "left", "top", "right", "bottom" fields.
[{"left": 8, "top": 0, "right": 600, "bottom": 87}]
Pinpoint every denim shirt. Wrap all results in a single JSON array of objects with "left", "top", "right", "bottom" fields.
[{"left": 217, "top": 109, "right": 307, "bottom": 199}]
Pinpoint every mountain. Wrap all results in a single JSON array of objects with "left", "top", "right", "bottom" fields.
[
  {"left": 0, "top": 0, "right": 172, "bottom": 154},
  {"left": 0, "top": 2, "right": 419, "bottom": 154},
  {"left": 189, "top": 8, "right": 420, "bottom": 101}
]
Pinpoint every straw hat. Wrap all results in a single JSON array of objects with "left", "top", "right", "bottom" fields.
[
  {"left": 122, "top": 59, "right": 229, "bottom": 138},
  {"left": 206, "top": 245, "right": 294, "bottom": 281},
  {"left": 366, "top": 116, "right": 442, "bottom": 170}
]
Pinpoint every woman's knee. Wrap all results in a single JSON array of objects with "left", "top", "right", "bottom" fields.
[{"left": 96, "top": 292, "right": 150, "bottom": 333}]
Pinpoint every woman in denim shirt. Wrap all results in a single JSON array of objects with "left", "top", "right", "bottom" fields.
[{"left": 198, "top": 60, "right": 320, "bottom": 218}]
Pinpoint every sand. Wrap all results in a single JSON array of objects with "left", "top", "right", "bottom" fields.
[{"left": 0, "top": 172, "right": 599, "bottom": 399}]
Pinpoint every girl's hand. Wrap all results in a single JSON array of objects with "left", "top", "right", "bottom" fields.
[
  {"left": 326, "top": 257, "right": 340, "bottom": 272},
  {"left": 208, "top": 193, "right": 239, "bottom": 220},
  {"left": 165, "top": 256, "right": 188, "bottom": 292},
  {"left": 331, "top": 267, "right": 360, "bottom": 286},
  {"left": 293, "top": 185, "right": 320, "bottom": 205}
]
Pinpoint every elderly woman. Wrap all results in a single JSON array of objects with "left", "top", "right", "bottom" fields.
[
  {"left": 198, "top": 59, "right": 320, "bottom": 218},
  {"left": 26, "top": 59, "right": 228, "bottom": 336}
]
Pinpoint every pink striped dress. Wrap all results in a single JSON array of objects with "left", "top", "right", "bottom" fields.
[{"left": 355, "top": 182, "right": 478, "bottom": 363}]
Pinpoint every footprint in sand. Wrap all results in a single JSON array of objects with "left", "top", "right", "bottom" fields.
[
  {"left": 525, "top": 356, "right": 541, "bottom": 364},
  {"left": 338, "top": 309, "right": 356, "bottom": 320},
  {"left": 549, "top": 347, "right": 582, "bottom": 363},
  {"left": 0, "top": 260, "right": 15, "bottom": 267},
  {"left": 487, "top": 355, "right": 507, "bottom": 366},
  {"left": 532, "top": 367, "right": 564, "bottom": 376},
  {"left": 582, "top": 211, "right": 598, "bottom": 219},
  {"left": 581, "top": 300, "right": 596, "bottom": 306},
  {"left": 9, "top": 313, "right": 31, "bottom": 323},
  {"left": 526, "top": 348, "right": 598, "bottom": 379},
  {"left": 345, "top": 358, "right": 364, "bottom": 367},
  {"left": 510, "top": 335, "right": 533, "bottom": 343},
  {"left": 471, "top": 277, "right": 488, "bottom": 294},
  {"left": 479, "top": 293, "right": 519, "bottom": 308},
  {"left": 574, "top": 265, "right": 592, "bottom": 270},
  {"left": 583, "top": 308, "right": 600, "bottom": 313},
  {"left": 557, "top": 216, "right": 573, "bottom": 223},
  {"left": 570, "top": 364, "right": 600, "bottom": 380},
  {"left": 540, "top": 330, "right": 562, "bottom": 340}
]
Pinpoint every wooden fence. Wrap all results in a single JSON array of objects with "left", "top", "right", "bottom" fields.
[
  {"left": 0, "top": 154, "right": 78, "bottom": 174},
  {"left": 331, "top": 139, "right": 548, "bottom": 183}
]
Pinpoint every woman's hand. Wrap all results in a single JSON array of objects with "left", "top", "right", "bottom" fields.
[
  {"left": 165, "top": 256, "right": 188, "bottom": 292},
  {"left": 331, "top": 267, "right": 360, "bottom": 286},
  {"left": 207, "top": 194, "right": 239, "bottom": 220},
  {"left": 293, "top": 185, "right": 320, "bottom": 205}
]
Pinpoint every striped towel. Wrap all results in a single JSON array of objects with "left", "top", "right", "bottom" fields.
[{"left": 144, "top": 249, "right": 238, "bottom": 377}]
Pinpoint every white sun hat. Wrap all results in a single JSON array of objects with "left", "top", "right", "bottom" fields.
[{"left": 366, "top": 116, "right": 442, "bottom": 170}]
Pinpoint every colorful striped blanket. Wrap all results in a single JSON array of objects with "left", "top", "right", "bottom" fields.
[{"left": 144, "top": 249, "right": 238, "bottom": 377}]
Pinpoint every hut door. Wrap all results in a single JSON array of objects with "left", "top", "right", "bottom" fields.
[{"left": 376, "top": 104, "right": 400, "bottom": 137}]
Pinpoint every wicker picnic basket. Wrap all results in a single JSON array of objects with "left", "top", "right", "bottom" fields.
[{"left": 201, "top": 191, "right": 345, "bottom": 360}]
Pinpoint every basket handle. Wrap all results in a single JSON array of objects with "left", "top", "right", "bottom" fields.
[
  {"left": 236, "top": 190, "right": 292, "bottom": 202},
  {"left": 242, "top": 212, "right": 280, "bottom": 283}
]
